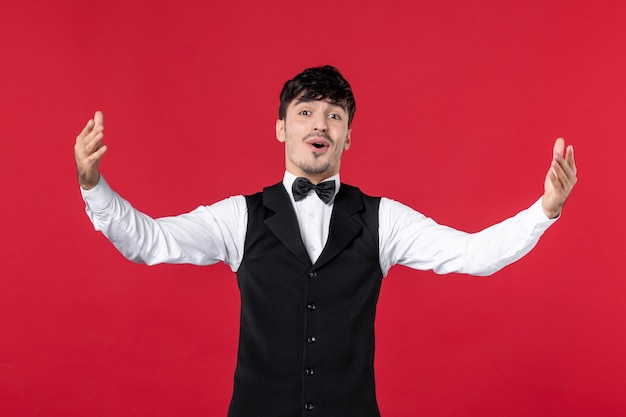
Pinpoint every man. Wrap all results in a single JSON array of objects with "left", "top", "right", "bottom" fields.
[{"left": 75, "top": 66, "right": 577, "bottom": 416}]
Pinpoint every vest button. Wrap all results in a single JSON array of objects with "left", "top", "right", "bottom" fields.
[
  {"left": 309, "top": 271, "right": 317, "bottom": 279},
  {"left": 307, "top": 303, "right": 316, "bottom": 311},
  {"left": 305, "top": 367, "right": 314, "bottom": 376},
  {"left": 304, "top": 403, "right": 315, "bottom": 410},
  {"left": 307, "top": 335, "right": 317, "bottom": 344}
]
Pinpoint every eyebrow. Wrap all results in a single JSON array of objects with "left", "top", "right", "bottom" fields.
[{"left": 294, "top": 97, "right": 347, "bottom": 112}]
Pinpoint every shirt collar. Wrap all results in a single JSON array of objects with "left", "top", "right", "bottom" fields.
[{"left": 283, "top": 171, "right": 341, "bottom": 203}]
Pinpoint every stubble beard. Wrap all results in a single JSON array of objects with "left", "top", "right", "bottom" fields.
[
  {"left": 285, "top": 128, "right": 334, "bottom": 176},
  {"left": 299, "top": 156, "right": 332, "bottom": 176}
]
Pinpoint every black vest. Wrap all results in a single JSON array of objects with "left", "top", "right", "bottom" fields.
[{"left": 228, "top": 182, "right": 383, "bottom": 417}]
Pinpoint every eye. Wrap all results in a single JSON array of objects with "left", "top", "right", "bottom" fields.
[
  {"left": 299, "top": 110, "right": 311, "bottom": 116},
  {"left": 329, "top": 113, "right": 342, "bottom": 120}
]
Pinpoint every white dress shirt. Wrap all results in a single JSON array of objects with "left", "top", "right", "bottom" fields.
[{"left": 81, "top": 172, "right": 556, "bottom": 277}]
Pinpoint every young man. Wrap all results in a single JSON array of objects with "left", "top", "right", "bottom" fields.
[{"left": 75, "top": 66, "right": 577, "bottom": 416}]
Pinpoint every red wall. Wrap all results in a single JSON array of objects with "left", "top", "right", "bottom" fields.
[{"left": 1, "top": 1, "right": 625, "bottom": 416}]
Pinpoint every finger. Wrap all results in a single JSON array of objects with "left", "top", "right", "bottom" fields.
[
  {"left": 549, "top": 160, "right": 565, "bottom": 191},
  {"left": 75, "top": 129, "right": 103, "bottom": 163},
  {"left": 565, "top": 145, "right": 577, "bottom": 174},
  {"left": 552, "top": 151, "right": 575, "bottom": 181},
  {"left": 94, "top": 111, "right": 104, "bottom": 129},
  {"left": 76, "top": 115, "right": 104, "bottom": 146},
  {"left": 554, "top": 150, "right": 577, "bottom": 182},
  {"left": 87, "top": 144, "right": 108, "bottom": 163},
  {"left": 79, "top": 143, "right": 107, "bottom": 170},
  {"left": 552, "top": 156, "right": 577, "bottom": 194},
  {"left": 76, "top": 118, "right": 95, "bottom": 143},
  {"left": 85, "top": 131, "right": 104, "bottom": 155},
  {"left": 553, "top": 137, "right": 565, "bottom": 158}
]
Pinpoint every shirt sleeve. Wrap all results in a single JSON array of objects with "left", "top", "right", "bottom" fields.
[
  {"left": 378, "top": 197, "right": 557, "bottom": 277},
  {"left": 80, "top": 176, "right": 247, "bottom": 271}
]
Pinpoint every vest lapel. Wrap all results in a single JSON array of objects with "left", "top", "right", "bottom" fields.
[
  {"left": 313, "top": 184, "right": 364, "bottom": 269},
  {"left": 262, "top": 183, "right": 312, "bottom": 267}
]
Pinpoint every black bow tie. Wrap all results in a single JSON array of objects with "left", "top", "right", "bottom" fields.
[{"left": 292, "top": 177, "right": 336, "bottom": 204}]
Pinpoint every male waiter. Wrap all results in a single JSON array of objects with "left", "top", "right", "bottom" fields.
[{"left": 75, "top": 66, "right": 577, "bottom": 416}]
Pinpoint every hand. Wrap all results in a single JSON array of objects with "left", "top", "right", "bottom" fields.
[
  {"left": 74, "top": 111, "right": 107, "bottom": 190},
  {"left": 542, "top": 138, "right": 577, "bottom": 218}
]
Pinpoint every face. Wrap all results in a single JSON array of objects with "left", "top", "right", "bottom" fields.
[{"left": 276, "top": 96, "right": 351, "bottom": 183}]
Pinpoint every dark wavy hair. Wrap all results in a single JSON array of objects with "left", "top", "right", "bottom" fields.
[{"left": 278, "top": 65, "right": 356, "bottom": 126}]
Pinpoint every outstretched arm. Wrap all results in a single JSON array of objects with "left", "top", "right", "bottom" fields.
[
  {"left": 380, "top": 138, "right": 578, "bottom": 276},
  {"left": 75, "top": 111, "right": 107, "bottom": 190},
  {"left": 74, "top": 111, "right": 247, "bottom": 268},
  {"left": 542, "top": 138, "right": 578, "bottom": 219}
]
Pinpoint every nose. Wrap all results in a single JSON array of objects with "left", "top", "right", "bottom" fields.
[{"left": 312, "top": 113, "right": 328, "bottom": 132}]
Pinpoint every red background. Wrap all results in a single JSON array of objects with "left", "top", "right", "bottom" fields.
[{"left": 1, "top": 1, "right": 625, "bottom": 416}]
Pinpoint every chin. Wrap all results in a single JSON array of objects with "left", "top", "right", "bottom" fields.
[{"left": 301, "top": 163, "right": 332, "bottom": 176}]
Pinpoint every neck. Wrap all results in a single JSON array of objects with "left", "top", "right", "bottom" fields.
[
  {"left": 288, "top": 172, "right": 338, "bottom": 185},
  {"left": 285, "top": 170, "right": 339, "bottom": 184}
]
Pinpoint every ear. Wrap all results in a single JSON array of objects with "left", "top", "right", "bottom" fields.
[
  {"left": 276, "top": 119, "right": 285, "bottom": 143},
  {"left": 344, "top": 128, "right": 351, "bottom": 150}
]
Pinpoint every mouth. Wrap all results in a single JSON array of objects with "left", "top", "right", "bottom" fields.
[{"left": 305, "top": 136, "right": 331, "bottom": 152}]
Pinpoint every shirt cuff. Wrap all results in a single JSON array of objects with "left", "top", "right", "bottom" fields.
[
  {"left": 527, "top": 197, "right": 559, "bottom": 227},
  {"left": 80, "top": 175, "right": 116, "bottom": 211}
]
